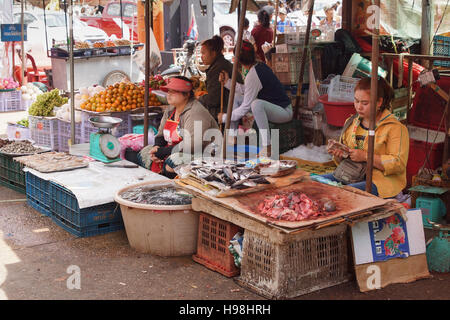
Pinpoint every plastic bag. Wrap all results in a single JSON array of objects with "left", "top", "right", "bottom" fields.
[
  {"left": 133, "top": 28, "right": 161, "bottom": 73},
  {"left": 118, "top": 132, "right": 155, "bottom": 160},
  {"left": 228, "top": 232, "right": 244, "bottom": 268},
  {"left": 307, "top": 56, "right": 320, "bottom": 110}
]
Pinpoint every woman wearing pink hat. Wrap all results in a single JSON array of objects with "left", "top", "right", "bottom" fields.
[{"left": 138, "top": 76, "right": 219, "bottom": 178}]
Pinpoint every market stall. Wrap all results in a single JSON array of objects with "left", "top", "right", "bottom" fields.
[
  {"left": 50, "top": 41, "right": 144, "bottom": 90},
  {"left": 0, "top": 0, "right": 448, "bottom": 300}
]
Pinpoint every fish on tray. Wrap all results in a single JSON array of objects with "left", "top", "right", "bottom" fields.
[
  {"left": 176, "top": 159, "right": 271, "bottom": 191},
  {"left": 257, "top": 192, "right": 337, "bottom": 221}
]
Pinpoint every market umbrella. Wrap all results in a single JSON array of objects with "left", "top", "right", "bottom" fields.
[{"left": 229, "top": 0, "right": 260, "bottom": 13}]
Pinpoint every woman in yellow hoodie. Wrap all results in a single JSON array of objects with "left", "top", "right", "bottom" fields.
[{"left": 323, "top": 77, "right": 409, "bottom": 198}]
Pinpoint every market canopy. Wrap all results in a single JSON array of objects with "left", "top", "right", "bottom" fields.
[{"left": 229, "top": 0, "right": 262, "bottom": 13}]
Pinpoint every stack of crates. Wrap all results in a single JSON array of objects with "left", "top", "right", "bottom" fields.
[
  {"left": 49, "top": 181, "right": 124, "bottom": 237},
  {"left": 433, "top": 36, "right": 450, "bottom": 67},
  {"left": 25, "top": 171, "right": 51, "bottom": 216},
  {"left": 236, "top": 224, "right": 350, "bottom": 299},
  {"left": 0, "top": 90, "right": 23, "bottom": 112},
  {"left": 28, "top": 116, "right": 58, "bottom": 150},
  {"left": 192, "top": 212, "right": 243, "bottom": 277},
  {"left": 56, "top": 119, "right": 82, "bottom": 152},
  {"left": 0, "top": 153, "right": 26, "bottom": 194}
]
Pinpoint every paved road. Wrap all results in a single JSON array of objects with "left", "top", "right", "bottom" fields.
[{"left": 0, "top": 185, "right": 449, "bottom": 301}]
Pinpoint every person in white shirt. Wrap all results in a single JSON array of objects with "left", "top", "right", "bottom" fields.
[{"left": 217, "top": 41, "right": 293, "bottom": 157}]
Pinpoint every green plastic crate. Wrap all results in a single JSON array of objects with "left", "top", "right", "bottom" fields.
[{"left": 0, "top": 153, "right": 25, "bottom": 194}]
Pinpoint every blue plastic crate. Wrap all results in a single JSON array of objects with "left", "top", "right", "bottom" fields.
[
  {"left": 25, "top": 172, "right": 51, "bottom": 216},
  {"left": 0, "top": 153, "right": 26, "bottom": 194},
  {"left": 49, "top": 181, "right": 123, "bottom": 228},
  {"left": 51, "top": 213, "right": 124, "bottom": 238},
  {"left": 27, "top": 197, "right": 51, "bottom": 217},
  {"left": 433, "top": 36, "right": 450, "bottom": 67}
]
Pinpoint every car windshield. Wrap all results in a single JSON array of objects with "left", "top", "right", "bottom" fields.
[{"left": 36, "top": 14, "right": 85, "bottom": 28}]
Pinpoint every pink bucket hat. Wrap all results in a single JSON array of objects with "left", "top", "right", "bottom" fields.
[{"left": 160, "top": 77, "right": 193, "bottom": 92}]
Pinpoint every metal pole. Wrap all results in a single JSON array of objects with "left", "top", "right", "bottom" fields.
[
  {"left": 144, "top": 0, "right": 150, "bottom": 147},
  {"left": 222, "top": 0, "right": 248, "bottom": 160},
  {"left": 366, "top": 0, "right": 380, "bottom": 193},
  {"left": 272, "top": 0, "right": 279, "bottom": 47},
  {"left": 69, "top": 0, "right": 75, "bottom": 145},
  {"left": 293, "top": 0, "right": 314, "bottom": 120},
  {"left": 21, "top": 0, "right": 25, "bottom": 85}
]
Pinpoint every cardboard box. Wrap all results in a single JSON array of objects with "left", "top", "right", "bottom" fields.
[{"left": 351, "top": 209, "right": 430, "bottom": 292}]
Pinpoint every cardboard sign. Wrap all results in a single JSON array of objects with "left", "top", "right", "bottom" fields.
[
  {"left": 351, "top": 209, "right": 430, "bottom": 292},
  {"left": 352, "top": 209, "right": 426, "bottom": 265},
  {"left": 1, "top": 24, "right": 27, "bottom": 42}
]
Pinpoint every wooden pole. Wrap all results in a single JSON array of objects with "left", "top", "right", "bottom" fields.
[
  {"left": 365, "top": 0, "right": 380, "bottom": 193},
  {"left": 421, "top": 0, "right": 433, "bottom": 69},
  {"left": 272, "top": 0, "right": 279, "bottom": 47},
  {"left": 293, "top": 0, "right": 314, "bottom": 120},
  {"left": 442, "top": 90, "right": 450, "bottom": 166},
  {"left": 144, "top": 0, "right": 150, "bottom": 147},
  {"left": 222, "top": 0, "right": 248, "bottom": 160}
]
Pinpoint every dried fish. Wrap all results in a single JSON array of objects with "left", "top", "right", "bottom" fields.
[{"left": 121, "top": 186, "right": 192, "bottom": 205}]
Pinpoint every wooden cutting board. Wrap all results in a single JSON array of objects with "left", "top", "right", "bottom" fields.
[{"left": 178, "top": 177, "right": 390, "bottom": 229}]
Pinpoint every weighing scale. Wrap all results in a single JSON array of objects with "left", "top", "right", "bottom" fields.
[{"left": 88, "top": 116, "right": 123, "bottom": 163}]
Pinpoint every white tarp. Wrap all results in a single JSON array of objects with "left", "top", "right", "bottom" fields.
[{"left": 24, "top": 161, "right": 168, "bottom": 209}]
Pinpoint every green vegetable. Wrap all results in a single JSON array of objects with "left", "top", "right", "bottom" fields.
[
  {"left": 17, "top": 118, "right": 29, "bottom": 127},
  {"left": 28, "top": 89, "right": 68, "bottom": 117}
]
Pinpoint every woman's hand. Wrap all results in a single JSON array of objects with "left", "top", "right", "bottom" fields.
[
  {"left": 328, "top": 148, "right": 346, "bottom": 159},
  {"left": 349, "top": 149, "right": 368, "bottom": 163},
  {"left": 218, "top": 71, "right": 229, "bottom": 84}
]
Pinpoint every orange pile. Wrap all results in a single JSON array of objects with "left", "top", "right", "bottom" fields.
[{"left": 80, "top": 83, "right": 162, "bottom": 113}]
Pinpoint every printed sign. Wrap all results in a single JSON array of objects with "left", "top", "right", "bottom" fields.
[
  {"left": 352, "top": 209, "right": 426, "bottom": 265},
  {"left": 1, "top": 24, "right": 27, "bottom": 42},
  {"left": 368, "top": 214, "right": 410, "bottom": 262}
]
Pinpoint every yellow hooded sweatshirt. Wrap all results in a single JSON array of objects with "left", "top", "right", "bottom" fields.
[{"left": 337, "top": 109, "right": 409, "bottom": 198}]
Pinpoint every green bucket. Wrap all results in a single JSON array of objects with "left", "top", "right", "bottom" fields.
[{"left": 343, "top": 53, "right": 388, "bottom": 79}]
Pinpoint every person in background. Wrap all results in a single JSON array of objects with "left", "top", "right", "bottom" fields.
[
  {"left": 199, "top": 36, "right": 243, "bottom": 119},
  {"left": 324, "top": 77, "right": 409, "bottom": 198},
  {"left": 138, "top": 77, "right": 219, "bottom": 178},
  {"left": 251, "top": 8, "right": 274, "bottom": 63},
  {"left": 276, "top": 7, "right": 295, "bottom": 33},
  {"left": 320, "top": 5, "right": 340, "bottom": 29},
  {"left": 218, "top": 41, "right": 293, "bottom": 158},
  {"left": 243, "top": 18, "right": 255, "bottom": 44}
]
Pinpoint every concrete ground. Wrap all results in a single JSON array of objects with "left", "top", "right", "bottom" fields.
[{"left": 0, "top": 184, "right": 449, "bottom": 301}]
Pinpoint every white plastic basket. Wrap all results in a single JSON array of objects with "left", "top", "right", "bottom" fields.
[
  {"left": 28, "top": 116, "right": 58, "bottom": 150},
  {"left": 328, "top": 75, "right": 360, "bottom": 102},
  {"left": 7, "top": 123, "right": 30, "bottom": 141},
  {"left": 0, "top": 90, "right": 22, "bottom": 112}
]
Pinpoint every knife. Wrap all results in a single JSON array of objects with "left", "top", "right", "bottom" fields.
[{"left": 104, "top": 163, "right": 139, "bottom": 168}]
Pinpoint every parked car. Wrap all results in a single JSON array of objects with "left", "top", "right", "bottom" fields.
[
  {"left": 13, "top": 11, "right": 108, "bottom": 66},
  {"left": 13, "top": 11, "right": 108, "bottom": 45},
  {"left": 79, "top": 1, "right": 138, "bottom": 42}
]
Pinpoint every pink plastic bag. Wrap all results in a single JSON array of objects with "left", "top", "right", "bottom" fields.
[{"left": 118, "top": 132, "right": 155, "bottom": 160}]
